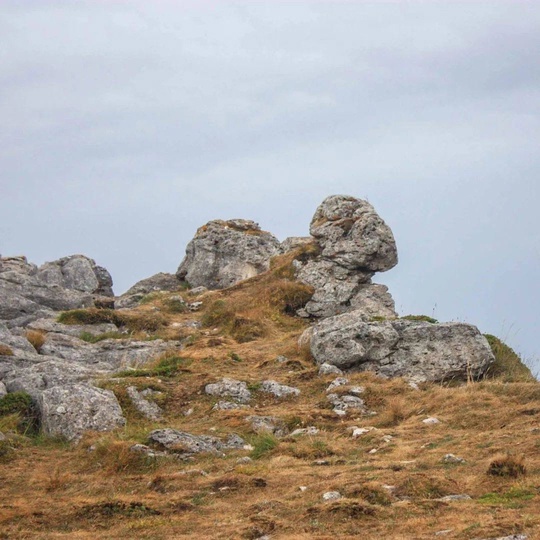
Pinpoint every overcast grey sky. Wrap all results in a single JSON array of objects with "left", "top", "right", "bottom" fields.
[{"left": 1, "top": 1, "right": 539, "bottom": 370}]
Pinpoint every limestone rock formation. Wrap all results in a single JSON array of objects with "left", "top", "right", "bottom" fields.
[
  {"left": 176, "top": 219, "right": 281, "bottom": 289},
  {"left": 293, "top": 195, "right": 398, "bottom": 319},
  {"left": 38, "top": 383, "right": 125, "bottom": 441},
  {"left": 0, "top": 254, "right": 114, "bottom": 327},
  {"left": 309, "top": 313, "right": 494, "bottom": 382}
]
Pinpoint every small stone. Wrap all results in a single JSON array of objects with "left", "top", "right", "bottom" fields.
[
  {"left": 299, "top": 486, "right": 307, "bottom": 492},
  {"left": 188, "top": 301, "right": 203, "bottom": 311},
  {"left": 260, "top": 380, "right": 300, "bottom": 398},
  {"left": 290, "top": 426, "right": 319, "bottom": 437},
  {"left": 322, "top": 491, "right": 342, "bottom": 501},
  {"left": 442, "top": 453, "right": 466, "bottom": 464},
  {"left": 368, "top": 448, "right": 378, "bottom": 454},
  {"left": 212, "top": 401, "right": 246, "bottom": 411},
  {"left": 435, "top": 530, "right": 454, "bottom": 536},
  {"left": 318, "top": 363, "right": 344, "bottom": 376},
  {"left": 351, "top": 427, "right": 371, "bottom": 438},
  {"left": 275, "top": 355, "right": 288, "bottom": 363},
  {"left": 326, "top": 377, "right": 349, "bottom": 392},
  {"left": 184, "top": 408, "right": 194, "bottom": 416},
  {"left": 437, "top": 494, "right": 471, "bottom": 502},
  {"left": 422, "top": 417, "right": 440, "bottom": 425},
  {"left": 236, "top": 457, "right": 252, "bottom": 464},
  {"left": 188, "top": 286, "right": 208, "bottom": 296}
]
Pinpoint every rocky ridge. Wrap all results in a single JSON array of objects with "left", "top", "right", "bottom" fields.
[{"left": 0, "top": 194, "right": 496, "bottom": 443}]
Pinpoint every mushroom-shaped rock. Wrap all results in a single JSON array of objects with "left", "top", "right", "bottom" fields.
[
  {"left": 176, "top": 219, "right": 281, "bottom": 289},
  {"left": 309, "top": 195, "right": 398, "bottom": 272}
]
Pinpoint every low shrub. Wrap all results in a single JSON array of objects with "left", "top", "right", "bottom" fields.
[
  {"left": 250, "top": 433, "right": 279, "bottom": 460},
  {"left": 0, "top": 392, "right": 38, "bottom": 435},
  {"left": 487, "top": 454, "right": 526, "bottom": 477}
]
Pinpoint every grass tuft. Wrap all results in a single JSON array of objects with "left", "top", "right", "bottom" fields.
[{"left": 487, "top": 454, "right": 526, "bottom": 477}]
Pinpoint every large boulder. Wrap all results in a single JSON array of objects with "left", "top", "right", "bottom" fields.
[
  {"left": 310, "top": 313, "right": 494, "bottom": 382},
  {"left": 0, "top": 255, "right": 114, "bottom": 326},
  {"left": 38, "top": 383, "right": 125, "bottom": 441},
  {"left": 309, "top": 195, "right": 397, "bottom": 271},
  {"left": 176, "top": 219, "right": 281, "bottom": 289},
  {"left": 293, "top": 195, "right": 398, "bottom": 319}
]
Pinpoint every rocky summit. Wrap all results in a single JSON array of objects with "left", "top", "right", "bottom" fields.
[{"left": 0, "top": 194, "right": 536, "bottom": 539}]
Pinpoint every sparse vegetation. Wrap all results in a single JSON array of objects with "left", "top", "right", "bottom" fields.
[
  {"left": 116, "top": 354, "right": 190, "bottom": 378},
  {"left": 25, "top": 329, "right": 46, "bottom": 352},
  {"left": 401, "top": 314, "right": 439, "bottom": 324},
  {"left": 0, "top": 391, "right": 38, "bottom": 435},
  {"left": 79, "top": 331, "right": 127, "bottom": 343},
  {"left": 250, "top": 433, "right": 279, "bottom": 459},
  {"left": 484, "top": 334, "right": 534, "bottom": 381},
  {"left": 487, "top": 454, "right": 526, "bottom": 477},
  {"left": 58, "top": 307, "right": 168, "bottom": 333}
]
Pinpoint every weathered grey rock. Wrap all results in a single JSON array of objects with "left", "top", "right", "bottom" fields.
[
  {"left": 176, "top": 219, "right": 281, "bottom": 289},
  {"left": 0, "top": 254, "right": 113, "bottom": 323},
  {"left": 443, "top": 453, "right": 466, "bottom": 464},
  {"left": 327, "top": 392, "right": 367, "bottom": 415},
  {"left": 246, "top": 415, "right": 289, "bottom": 437},
  {"left": 37, "top": 255, "right": 113, "bottom": 296},
  {"left": 322, "top": 491, "right": 342, "bottom": 501},
  {"left": 310, "top": 195, "right": 397, "bottom": 272},
  {"left": 290, "top": 426, "right": 320, "bottom": 436},
  {"left": 310, "top": 314, "right": 494, "bottom": 382},
  {"left": 38, "top": 383, "right": 125, "bottom": 441},
  {"left": 212, "top": 400, "right": 247, "bottom": 411},
  {"left": 281, "top": 237, "right": 313, "bottom": 252},
  {"left": 127, "top": 386, "right": 162, "bottom": 421},
  {"left": 436, "top": 494, "right": 471, "bottom": 502},
  {"left": 260, "top": 380, "right": 300, "bottom": 398},
  {"left": 326, "top": 377, "right": 349, "bottom": 392},
  {"left": 187, "top": 286, "right": 208, "bottom": 296},
  {"left": 291, "top": 196, "right": 398, "bottom": 319},
  {"left": 205, "top": 378, "right": 251, "bottom": 404},
  {"left": 0, "top": 381, "right": 7, "bottom": 398},
  {"left": 148, "top": 428, "right": 245, "bottom": 456},
  {"left": 318, "top": 363, "right": 344, "bottom": 376},
  {"left": 116, "top": 273, "right": 183, "bottom": 309}
]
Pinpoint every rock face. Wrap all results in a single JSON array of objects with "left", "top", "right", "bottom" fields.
[
  {"left": 38, "top": 384, "right": 125, "bottom": 441},
  {"left": 293, "top": 195, "right": 398, "bottom": 319},
  {"left": 310, "top": 314, "right": 494, "bottom": 382},
  {"left": 148, "top": 429, "right": 245, "bottom": 456},
  {"left": 176, "top": 219, "right": 281, "bottom": 289}
]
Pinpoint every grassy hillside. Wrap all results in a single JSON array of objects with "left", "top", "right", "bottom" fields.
[{"left": 0, "top": 258, "right": 538, "bottom": 539}]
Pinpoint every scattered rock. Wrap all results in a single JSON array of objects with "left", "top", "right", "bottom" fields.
[
  {"left": 212, "top": 401, "right": 247, "bottom": 411},
  {"left": 422, "top": 417, "right": 441, "bottom": 425},
  {"left": 290, "top": 426, "right": 320, "bottom": 437},
  {"left": 205, "top": 378, "right": 251, "bottom": 404},
  {"left": 176, "top": 219, "right": 281, "bottom": 289},
  {"left": 327, "top": 392, "right": 367, "bottom": 415},
  {"left": 436, "top": 494, "right": 471, "bottom": 502},
  {"left": 0, "top": 381, "right": 7, "bottom": 398},
  {"left": 442, "top": 453, "right": 466, "bottom": 464},
  {"left": 148, "top": 428, "right": 245, "bottom": 456},
  {"left": 246, "top": 416, "right": 289, "bottom": 437},
  {"left": 351, "top": 427, "right": 372, "bottom": 438},
  {"left": 260, "top": 380, "right": 300, "bottom": 398},
  {"left": 326, "top": 377, "right": 350, "bottom": 393},
  {"left": 188, "top": 286, "right": 208, "bottom": 296},
  {"left": 126, "top": 386, "right": 162, "bottom": 421},
  {"left": 318, "top": 363, "right": 343, "bottom": 376},
  {"left": 322, "top": 491, "right": 342, "bottom": 501}
]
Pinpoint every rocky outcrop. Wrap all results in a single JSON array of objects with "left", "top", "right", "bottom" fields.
[
  {"left": 116, "top": 272, "right": 183, "bottom": 309},
  {"left": 309, "top": 314, "right": 494, "bottom": 382},
  {"left": 0, "top": 255, "right": 114, "bottom": 327},
  {"left": 176, "top": 219, "right": 281, "bottom": 289},
  {"left": 293, "top": 195, "right": 398, "bottom": 319}
]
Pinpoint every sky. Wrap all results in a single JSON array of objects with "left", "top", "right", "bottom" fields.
[{"left": 1, "top": 1, "right": 539, "bottom": 371}]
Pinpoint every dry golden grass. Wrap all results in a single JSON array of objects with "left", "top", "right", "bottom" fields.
[
  {"left": 1, "top": 261, "right": 539, "bottom": 539},
  {"left": 25, "top": 329, "right": 46, "bottom": 352}
]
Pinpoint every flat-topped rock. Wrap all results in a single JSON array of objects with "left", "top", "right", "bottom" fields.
[{"left": 176, "top": 219, "right": 281, "bottom": 289}]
